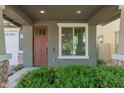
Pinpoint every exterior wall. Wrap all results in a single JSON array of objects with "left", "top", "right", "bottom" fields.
[
  {"left": 22, "top": 21, "right": 96, "bottom": 66},
  {"left": 22, "top": 26, "right": 33, "bottom": 66},
  {"left": 97, "top": 18, "right": 120, "bottom": 60},
  {"left": 32, "top": 21, "right": 96, "bottom": 66},
  {"left": 97, "top": 43, "right": 111, "bottom": 61},
  {"left": 19, "top": 28, "right": 23, "bottom": 51},
  {"left": 118, "top": 8, "right": 124, "bottom": 54},
  {"left": 0, "top": 7, "right": 6, "bottom": 54},
  {"left": 18, "top": 29, "right": 24, "bottom": 64},
  {"left": 0, "top": 60, "right": 9, "bottom": 88}
]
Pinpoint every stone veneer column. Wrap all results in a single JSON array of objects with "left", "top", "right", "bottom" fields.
[
  {"left": 0, "top": 6, "right": 9, "bottom": 88},
  {"left": 0, "top": 60, "right": 9, "bottom": 87},
  {"left": 118, "top": 6, "right": 124, "bottom": 54}
]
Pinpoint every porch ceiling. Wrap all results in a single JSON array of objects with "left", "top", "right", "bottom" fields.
[
  {"left": 4, "top": 5, "right": 120, "bottom": 26},
  {"left": 18, "top": 5, "right": 102, "bottom": 21}
]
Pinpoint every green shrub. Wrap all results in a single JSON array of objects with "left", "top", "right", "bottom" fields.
[
  {"left": 16, "top": 65, "right": 124, "bottom": 88},
  {"left": 97, "top": 59, "right": 106, "bottom": 67},
  {"left": 14, "top": 64, "right": 24, "bottom": 71}
]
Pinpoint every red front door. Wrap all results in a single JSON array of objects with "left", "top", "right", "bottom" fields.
[{"left": 33, "top": 26, "right": 48, "bottom": 66}]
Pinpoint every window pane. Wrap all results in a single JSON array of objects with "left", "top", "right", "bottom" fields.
[
  {"left": 74, "top": 27, "right": 86, "bottom": 55},
  {"left": 62, "top": 27, "right": 73, "bottom": 55}
]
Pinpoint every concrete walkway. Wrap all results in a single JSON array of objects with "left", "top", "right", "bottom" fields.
[{"left": 6, "top": 67, "right": 38, "bottom": 88}]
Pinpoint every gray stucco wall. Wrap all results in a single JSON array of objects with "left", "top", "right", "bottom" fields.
[
  {"left": 22, "top": 26, "right": 33, "bottom": 66},
  {"left": 33, "top": 21, "right": 96, "bottom": 66},
  {"left": 118, "top": 8, "right": 124, "bottom": 54},
  {"left": 22, "top": 21, "right": 96, "bottom": 66},
  {"left": 19, "top": 27, "right": 23, "bottom": 51},
  {"left": 0, "top": 8, "right": 6, "bottom": 54}
]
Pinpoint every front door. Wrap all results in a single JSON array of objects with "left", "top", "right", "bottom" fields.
[{"left": 33, "top": 26, "right": 48, "bottom": 66}]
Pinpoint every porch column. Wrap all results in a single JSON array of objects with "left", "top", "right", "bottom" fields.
[
  {"left": 0, "top": 6, "right": 6, "bottom": 54},
  {"left": 118, "top": 6, "right": 124, "bottom": 54},
  {"left": 0, "top": 6, "right": 10, "bottom": 88}
]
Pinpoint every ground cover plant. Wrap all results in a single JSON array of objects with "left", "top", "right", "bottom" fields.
[{"left": 16, "top": 65, "right": 124, "bottom": 88}]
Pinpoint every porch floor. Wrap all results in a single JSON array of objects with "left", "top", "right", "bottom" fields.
[{"left": 6, "top": 67, "right": 39, "bottom": 88}]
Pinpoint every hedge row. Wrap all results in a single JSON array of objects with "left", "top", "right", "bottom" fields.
[{"left": 16, "top": 65, "right": 124, "bottom": 88}]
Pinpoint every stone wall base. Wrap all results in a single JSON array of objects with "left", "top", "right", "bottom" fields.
[{"left": 0, "top": 60, "right": 9, "bottom": 88}]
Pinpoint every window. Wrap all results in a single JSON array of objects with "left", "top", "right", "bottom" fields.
[
  {"left": 115, "top": 31, "right": 119, "bottom": 53},
  {"left": 97, "top": 35, "right": 104, "bottom": 44},
  {"left": 58, "top": 23, "right": 89, "bottom": 59},
  {"left": 34, "top": 28, "right": 46, "bottom": 36}
]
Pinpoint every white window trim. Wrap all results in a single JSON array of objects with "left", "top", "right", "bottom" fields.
[{"left": 58, "top": 23, "right": 89, "bottom": 59}]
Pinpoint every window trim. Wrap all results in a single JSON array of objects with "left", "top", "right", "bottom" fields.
[{"left": 58, "top": 23, "right": 89, "bottom": 59}]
